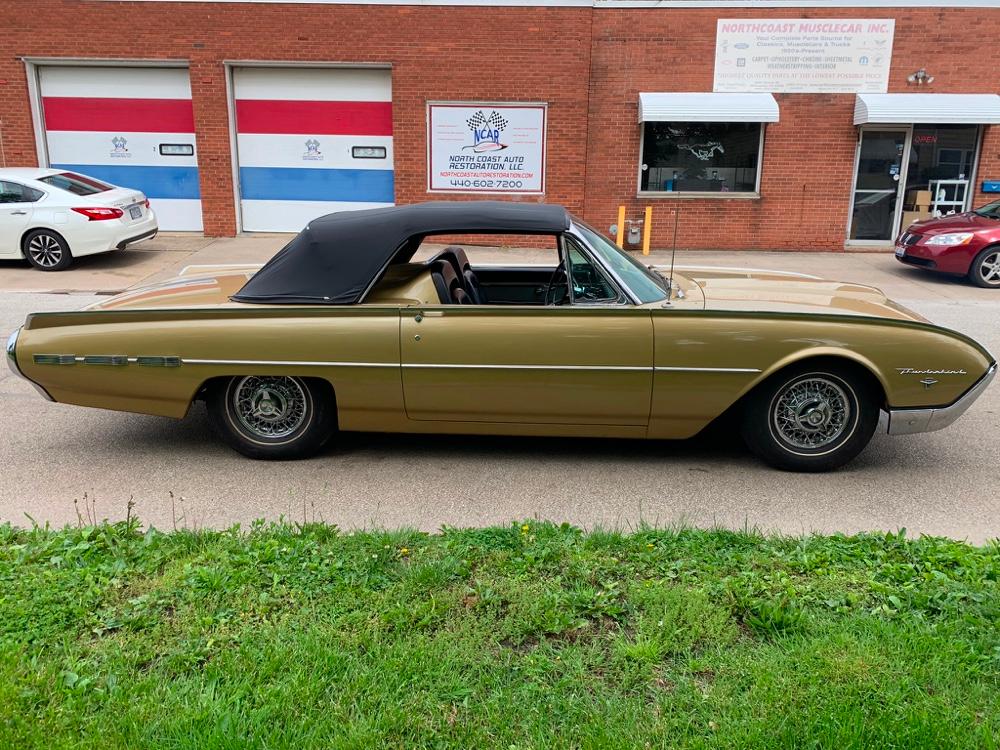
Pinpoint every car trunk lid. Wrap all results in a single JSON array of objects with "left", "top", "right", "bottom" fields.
[
  {"left": 91, "top": 187, "right": 149, "bottom": 223},
  {"left": 86, "top": 268, "right": 261, "bottom": 311}
]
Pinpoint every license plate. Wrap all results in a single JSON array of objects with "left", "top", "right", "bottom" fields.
[
  {"left": 894, "top": 246, "right": 905, "bottom": 258},
  {"left": 129, "top": 205, "right": 142, "bottom": 219}
]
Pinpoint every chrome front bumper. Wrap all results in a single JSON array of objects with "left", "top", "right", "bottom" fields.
[{"left": 886, "top": 362, "right": 997, "bottom": 435}]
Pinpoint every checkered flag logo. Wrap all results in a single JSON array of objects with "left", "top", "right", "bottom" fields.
[
  {"left": 466, "top": 110, "right": 508, "bottom": 133},
  {"left": 487, "top": 111, "right": 508, "bottom": 130},
  {"left": 465, "top": 111, "right": 486, "bottom": 131}
]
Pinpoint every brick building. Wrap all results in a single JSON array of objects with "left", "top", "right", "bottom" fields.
[{"left": 2, "top": 0, "right": 999, "bottom": 251}]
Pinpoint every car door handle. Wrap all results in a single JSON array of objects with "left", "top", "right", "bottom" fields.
[
  {"left": 10, "top": 210, "right": 27, "bottom": 215},
  {"left": 414, "top": 311, "right": 444, "bottom": 322}
]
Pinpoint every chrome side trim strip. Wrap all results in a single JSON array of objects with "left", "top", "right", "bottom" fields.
[
  {"left": 80, "top": 355, "right": 128, "bottom": 366},
  {"left": 887, "top": 362, "right": 996, "bottom": 435},
  {"left": 402, "top": 363, "right": 650, "bottom": 371},
  {"left": 135, "top": 356, "right": 182, "bottom": 367},
  {"left": 33, "top": 354, "right": 76, "bottom": 365},
  {"left": 180, "top": 359, "right": 761, "bottom": 373},
  {"left": 181, "top": 358, "right": 398, "bottom": 368},
  {"left": 655, "top": 366, "right": 761, "bottom": 373},
  {"left": 28, "top": 353, "right": 762, "bottom": 375}
]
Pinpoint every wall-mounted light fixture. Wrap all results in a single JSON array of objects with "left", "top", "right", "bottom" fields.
[{"left": 907, "top": 68, "right": 935, "bottom": 85}]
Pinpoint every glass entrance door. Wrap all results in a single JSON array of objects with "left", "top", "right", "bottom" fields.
[{"left": 848, "top": 128, "right": 910, "bottom": 243}]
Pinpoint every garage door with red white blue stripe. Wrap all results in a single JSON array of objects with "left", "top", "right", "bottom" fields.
[
  {"left": 233, "top": 67, "right": 394, "bottom": 233},
  {"left": 38, "top": 66, "right": 202, "bottom": 231}
]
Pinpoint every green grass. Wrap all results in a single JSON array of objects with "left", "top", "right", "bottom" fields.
[{"left": 1, "top": 519, "right": 998, "bottom": 749}]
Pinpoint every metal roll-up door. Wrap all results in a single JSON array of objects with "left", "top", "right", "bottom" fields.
[
  {"left": 38, "top": 66, "right": 203, "bottom": 231},
  {"left": 232, "top": 66, "right": 394, "bottom": 232}
]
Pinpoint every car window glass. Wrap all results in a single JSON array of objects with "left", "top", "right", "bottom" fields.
[
  {"left": 37, "top": 172, "right": 112, "bottom": 196},
  {"left": 0, "top": 181, "right": 44, "bottom": 204},
  {"left": 572, "top": 221, "right": 668, "bottom": 304},
  {"left": 974, "top": 200, "right": 1000, "bottom": 219},
  {"left": 565, "top": 238, "right": 620, "bottom": 304}
]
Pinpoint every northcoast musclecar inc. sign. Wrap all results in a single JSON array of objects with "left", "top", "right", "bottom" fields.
[
  {"left": 427, "top": 102, "right": 546, "bottom": 194},
  {"left": 714, "top": 18, "right": 895, "bottom": 94}
]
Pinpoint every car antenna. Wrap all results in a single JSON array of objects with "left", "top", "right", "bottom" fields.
[{"left": 665, "top": 207, "right": 679, "bottom": 303}]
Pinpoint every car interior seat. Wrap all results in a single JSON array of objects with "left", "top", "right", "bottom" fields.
[
  {"left": 429, "top": 261, "right": 471, "bottom": 304},
  {"left": 431, "top": 246, "right": 487, "bottom": 304}
]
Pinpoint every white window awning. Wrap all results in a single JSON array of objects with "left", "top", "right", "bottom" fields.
[
  {"left": 854, "top": 93, "right": 1000, "bottom": 125},
  {"left": 638, "top": 92, "right": 779, "bottom": 123}
]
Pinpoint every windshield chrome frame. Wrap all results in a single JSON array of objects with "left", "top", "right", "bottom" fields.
[
  {"left": 559, "top": 233, "right": 629, "bottom": 307},
  {"left": 565, "top": 220, "right": 661, "bottom": 306}
]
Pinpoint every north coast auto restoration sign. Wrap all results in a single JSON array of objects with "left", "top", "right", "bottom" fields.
[
  {"left": 427, "top": 102, "right": 546, "bottom": 194},
  {"left": 714, "top": 18, "right": 895, "bottom": 94}
]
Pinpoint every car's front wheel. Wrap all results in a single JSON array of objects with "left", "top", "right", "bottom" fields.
[
  {"left": 968, "top": 246, "right": 1000, "bottom": 288},
  {"left": 207, "top": 375, "right": 337, "bottom": 459},
  {"left": 740, "top": 364, "right": 879, "bottom": 472},
  {"left": 24, "top": 229, "right": 73, "bottom": 271}
]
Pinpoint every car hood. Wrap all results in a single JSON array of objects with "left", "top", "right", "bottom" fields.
[
  {"left": 670, "top": 266, "right": 929, "bottom": 322},
  {"left": 86, "top": 265, "right": 263, "bottom": 310},
  {"left": 906, "top": 211, "right": 1000, "bottom": 235}
]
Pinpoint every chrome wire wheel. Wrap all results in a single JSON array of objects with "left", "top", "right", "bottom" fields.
[
  {"left": 977, "top": 250, "right": 1000, "bottom": 286},
  {"left": 230, "top": 375, "right": 309, "bottom": 441},
  {"left": 770, "top": 376, "right": 852, "bottom": 452},
  {"left": 27, "top": 233, "right": 63, "bottom": 268}
]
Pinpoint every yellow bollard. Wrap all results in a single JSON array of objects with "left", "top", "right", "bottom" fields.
[
  {"left": 642, "top": 206, "right": 652, "bottom": 256},
  {"left": 616, "top": 205, "right": 626, "bottom": 248}
]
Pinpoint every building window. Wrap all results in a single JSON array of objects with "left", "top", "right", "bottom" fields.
[{"left": 639, "top": 122, "right": 763, "bottom": 194}]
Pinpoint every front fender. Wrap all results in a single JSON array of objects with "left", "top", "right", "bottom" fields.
[{"left": 649, "top": 310, "right": 993, "bottom": 439}]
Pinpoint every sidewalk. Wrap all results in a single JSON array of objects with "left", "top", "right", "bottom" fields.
[{"left": 0, "top": 232, "right": 993, "bottom": 304}]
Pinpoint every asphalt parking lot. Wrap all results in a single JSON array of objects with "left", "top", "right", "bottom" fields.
[{"left": 1, "top": 239, "right": 998, "bottom": 542}]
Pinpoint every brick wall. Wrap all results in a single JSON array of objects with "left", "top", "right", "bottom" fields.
[
  {"left": 1, "top": 1, "right": 998, "bottom": 250},
  {"left": 586, "top": 6, "right": 1000, "bottom": 251},
  {"left": 0, "top": 1, "right": 592, "bottom": 236}
]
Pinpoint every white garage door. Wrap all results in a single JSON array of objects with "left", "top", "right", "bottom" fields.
[
  {"left": 38, "top": 66, "right": 203, "bottom": 231},
  {"left": 232, "top": 67, "right": 394, "bottom": 233}
]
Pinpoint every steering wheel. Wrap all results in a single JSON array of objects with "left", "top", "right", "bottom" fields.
[{"left": 544, "top": 262, "right": 569, "bottom": 306}]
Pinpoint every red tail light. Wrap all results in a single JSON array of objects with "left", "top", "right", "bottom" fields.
[
  {"left": 72, "top": 207, "right": 124, "bottom": 221},
  {"left": 144, "top": 199, "right": 150, "bottom": 209}
]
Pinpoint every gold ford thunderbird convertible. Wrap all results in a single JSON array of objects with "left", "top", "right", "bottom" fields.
[{"left": 6, "top": 202, "right": 996, "bottom": 471}]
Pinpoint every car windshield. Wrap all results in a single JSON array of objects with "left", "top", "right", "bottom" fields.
[
  {"left": 572, "top": 220, "right": 668, "bottom": 304},
  {"left": 973, "top": 200, "right": 1000, "bottom": 219},
  {"left": 38, "top": 172, "right": 112, "bottom": 196}
]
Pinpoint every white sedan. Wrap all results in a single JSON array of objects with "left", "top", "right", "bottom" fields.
[{"left": 0, "top": 167, "right": 158, "bottom": 271}]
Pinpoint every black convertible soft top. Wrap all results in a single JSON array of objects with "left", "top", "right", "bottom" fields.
[{"left": 232, "top": 201, "right": 571, "bottom": 305}]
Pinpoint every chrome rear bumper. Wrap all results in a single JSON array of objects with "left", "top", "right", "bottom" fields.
[
  {"left": 886, "top": 362, "right": 997, "bottom": 435},
  {"left": 6, "top": 327, "right": 54, "bottom": 402},
  {"left": 6, "top": 327, "right": 23, "bottom": 378}
]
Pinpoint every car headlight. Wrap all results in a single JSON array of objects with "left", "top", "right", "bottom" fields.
[{"left": 925, "top": 232, "right": 975, "bottom": 246}]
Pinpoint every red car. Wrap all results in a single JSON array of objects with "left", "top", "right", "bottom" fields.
[{"left": 895, "top": 199, "right": 1000, "bottom": 288}]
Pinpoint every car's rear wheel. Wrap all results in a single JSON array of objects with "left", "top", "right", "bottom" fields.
[
  {"left": 740, "top": 363, "right": 879, "bottom": 472},
  {"left": 24, "top": 229, "right": 73, "bottom": 271},
  {"left": 207, "top": 375, "right": 337, "bottom": 460},
  {"left": 968, "top": 246, "right": 1000, "bottom": 288}
]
